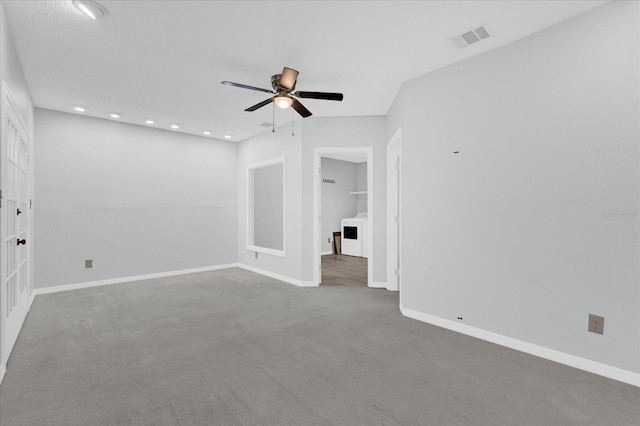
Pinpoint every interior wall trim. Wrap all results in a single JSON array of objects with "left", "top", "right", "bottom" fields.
[
  {"left": 28, "top": 289, "right": 36, "bottom": 310},
  {"left": 32, "top": 264, "right": 240, "bottom": 296},
  {"left": 0, "top": 362, "right": 5, "bottom": 386},
  {"left": 400, "top": 303, "right": 640, "bottom": 388},
  {"left": 31, "top": 262, "right": 319, "bottom": 298},
  {"left": 237, "top": 264, "right": 318, "bottom": 287}
]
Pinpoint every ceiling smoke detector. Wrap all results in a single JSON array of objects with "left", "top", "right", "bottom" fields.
[
  {"left": 72, "top": 1, "right": 110, "bottom": 20},
  {"left": 451, "top": 26, "right": 491, "bottom": 48}
]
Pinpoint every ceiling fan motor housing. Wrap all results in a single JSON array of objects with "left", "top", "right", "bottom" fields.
[{"left": 271, "top": 74, "right": 295, "bottom": 92}]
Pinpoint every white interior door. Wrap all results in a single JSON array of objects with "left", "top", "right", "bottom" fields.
[
  {"left": 386, "top": 130, "right": 401, "bottom": 291},
  {"left": 1, "top": 84, "right": 31, "bottom": 369}
]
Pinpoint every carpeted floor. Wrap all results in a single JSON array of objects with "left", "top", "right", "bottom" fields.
[{"left": 0, "top": 267, "right": 638, "bottom": 425}]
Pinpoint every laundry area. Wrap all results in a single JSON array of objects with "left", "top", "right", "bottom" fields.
[{"left": 320, "top": 155, "right": 368, "bottom": 286}]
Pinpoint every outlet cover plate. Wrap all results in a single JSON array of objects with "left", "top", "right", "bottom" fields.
[
  {"left": 588, "top": 314, "right": 604, "bottom": 334},
  {"left": 85, "top": 259, "right": 93, "bottom": 269}
]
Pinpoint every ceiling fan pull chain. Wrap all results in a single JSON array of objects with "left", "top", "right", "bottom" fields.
[
  {"left": 272, "top": 101, "right": 275, "bottom": 133},
  {"left": 292, "top": 108, "right": 294, "bottom": 136}
]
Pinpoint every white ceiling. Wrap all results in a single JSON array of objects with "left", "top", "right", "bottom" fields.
[{"left": 3, "top": 0, "right": 608, "bottom": 142}]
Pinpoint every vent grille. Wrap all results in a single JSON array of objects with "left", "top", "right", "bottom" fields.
[
  {"left": 461, "top": 31, "right": 479, "bottom": 45},
  {"left": 451, "top": 26, "right": 491, "bottom": 48},
  {"left": 474, "top": 26, "right": 490, "bottom": 40},
  {"left": 322, "top": 179, "right": 336, "bottom": 184},
  {"left": 259, "top": 122, "right": 273, "bottom": 127}
]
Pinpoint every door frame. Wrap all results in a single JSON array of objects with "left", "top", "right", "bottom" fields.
[
  {"left": 0, "top": 81, "right": 33, "bottom": 383},
  {"left": 386, "top": 128, "right": 402, "bottom": 293},
  {"left": 313, "top": 147, "right": 373, "bottom": 286}
]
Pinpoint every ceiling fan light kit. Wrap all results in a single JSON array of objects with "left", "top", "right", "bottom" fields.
[
  {"left": 221, "top": 66, "right": 344, "bottom": 125},
  {"left": 274, "top": 95, "right": 293, "bottom": 109}
]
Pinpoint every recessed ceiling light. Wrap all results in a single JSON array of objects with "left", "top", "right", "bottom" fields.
[
  {"left": 170, "top": 124, "right": 180, "bottom": 129},
  {"left": 202, "top": 131, "right": 211, "bottom": 135},
  {"left": 73, "top": 106, "right": 86, "bottom": 112},
  {"left": 224, "top": 135, "right": 232, "bottom": 139},
  {"left": 145, "top": 120, "right": 155, "bottom": 124},
  {"left": 110, "top": 113, "right": 120, "bottom": 118},
  {"left": 72, "top": 0, "right": 110, "bottom": 20}
]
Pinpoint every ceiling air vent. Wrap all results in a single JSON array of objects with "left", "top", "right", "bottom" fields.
[
  {"left": 451, "top": 26, "right": 491, "bottom": 48},
  {"left": 259, "top": 122, "right": 273, "bottom": 127}
]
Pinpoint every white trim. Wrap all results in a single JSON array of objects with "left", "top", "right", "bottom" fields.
[
  {"left": 400, "top": 303, "right": 640, "bottom": 387},
  {"left": 387, "top": 128, "right": 402, "bottom": 293},
  {"left": 313, "top": 147, "right": 374, "bottom": 286},
  {"left": 33, "top": 264, "right": 239, "bottom": 296},
  {"left": 0, "top": 362, "right": 5, "bottom": 386},
  {"left": 321, "top": 250, "right": 333, "bottom": 256},
  {"left": 247, "top": 245, "right": 286, "bottom": 257},
  {"left": 29, "top": 289, "right": 36, "bottom": 310},
  {"left": 237, "top": 263, "right": 318, "bottom": 287},
  {"left": 369, "top": 281, "right": 387, "bottom": 289}
]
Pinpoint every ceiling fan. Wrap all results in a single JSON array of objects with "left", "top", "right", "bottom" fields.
[{"left": 221, "top": 67, "right": 343, "bottom": 118}]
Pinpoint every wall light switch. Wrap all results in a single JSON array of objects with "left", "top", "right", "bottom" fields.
[
  {"left": 85, "top": 259, "right": 93, "bottom": 269},
  {"left": 588, "top": 314, "right": 604, "bottom": 334}
]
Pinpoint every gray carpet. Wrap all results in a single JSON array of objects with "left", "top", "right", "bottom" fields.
[{"left": 0, "top": 267, "right": 638, "bottom": 425}]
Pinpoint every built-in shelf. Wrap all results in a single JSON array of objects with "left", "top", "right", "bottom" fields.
[{"left": 350, "top": 191, "right": 368, "bottom": 195}]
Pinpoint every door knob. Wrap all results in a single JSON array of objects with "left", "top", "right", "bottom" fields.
[{"left": 16, "top": 239, "right": 26, "bottom": 246}]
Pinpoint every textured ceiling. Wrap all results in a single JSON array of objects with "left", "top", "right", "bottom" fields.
[{"left": 2, "top": 0, "right": 608, "bottom": 141}]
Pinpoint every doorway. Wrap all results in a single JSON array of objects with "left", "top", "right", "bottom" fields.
[
  {"left": 313, "top": 148, "right": 373, "bottom": 286},
  {"left": 0, "top": 82, "right": 32, "bottom": 377}
]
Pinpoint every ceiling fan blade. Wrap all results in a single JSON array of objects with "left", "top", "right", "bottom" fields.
[
  {"left": 280, "top": 67, "right": 299, "bottom": 91},
  {"left": 245, "top": 97, "right": 274, "bottom": 112},
  {"left": 292, "top": 98, "right": 312, "bottom": 118},
  {"left": 222, "top": 81, "right": 274, "bottom": 94},
  {"left": 294, "top": 91, "right": 344, "bottom": 101}
]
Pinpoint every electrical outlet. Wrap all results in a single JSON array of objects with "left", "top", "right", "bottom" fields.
[
  {"left": 328, "top": 238, "right": 331, "bottom": 243},
  {"left": 85, "top": 259, "right": 93, "bottom": 269},
  {"left": 588, "top": 314, "right": 604, "bottom": 334}
]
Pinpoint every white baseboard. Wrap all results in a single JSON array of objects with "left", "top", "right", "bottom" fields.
[
  {"left": 0, "top": 362, "right": 5, "bottom": 386},
  {"left": 321, "top": 251, "right": 333, "bottom": 256},
  {"left": 399, "top": 303, "right": 640, "bottom": 387},
  {"left": 237, "top": 264, "right": 318, "bottom": 287},
  {"left": 33, "top": 264, "right": 240, "bottom": 296},
  {"left": 29, "top": 288, "right": 36, "bottom": 309},
  {"left": 369, "top": 281, "right": 387, "bottom": 288}
]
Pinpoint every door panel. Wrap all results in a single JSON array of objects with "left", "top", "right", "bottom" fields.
[{"left": 1, "top": 84, "right": 31, "bottom": 368}]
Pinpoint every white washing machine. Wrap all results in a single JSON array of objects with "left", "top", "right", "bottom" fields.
[{"left": 341, "top": 213, "right": 368, "bottom": 258}]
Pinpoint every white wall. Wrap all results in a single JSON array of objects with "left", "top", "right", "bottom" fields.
[
  {"left": 237, "top": 122, "right": 303, "bottom": 281},
  {"left": 321, "top": 157, "right": 359, "bottom": 253},
  {"left": 300, "top": 116, "right": 387, "bottom": 283},
  {"left": 34, "top": 109, "right": 238, "bottom": 288},
  {"left": 391, "top": 1, "right": 639, "bottom": 374},
  {"left": 0, "top": 4, "right": 33, "bottom": 132},
  {"left": 356, "top": 162, "right": 367, "bottom": 213}
]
